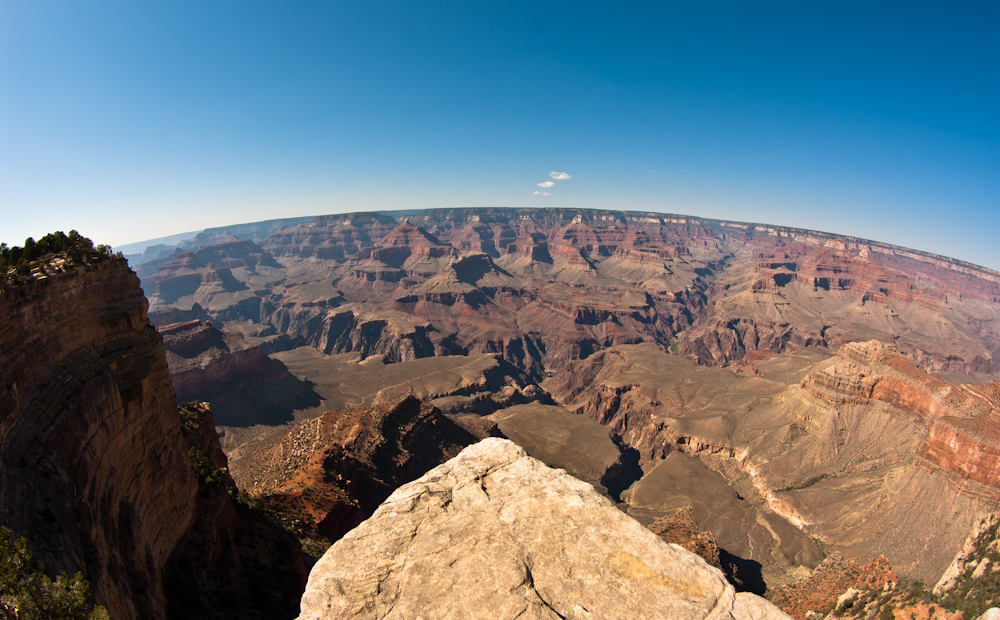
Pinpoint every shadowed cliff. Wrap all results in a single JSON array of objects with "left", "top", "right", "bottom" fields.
[{"left": 0, "top": 249, "right": 306, "bottom": 619}]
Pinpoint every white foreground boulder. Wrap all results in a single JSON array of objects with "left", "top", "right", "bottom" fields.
[{"left": 298, "top": 438, "right": 791, "bottom": 620}]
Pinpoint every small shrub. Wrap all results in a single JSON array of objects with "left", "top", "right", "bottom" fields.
[
  {"left": 0, "top": 526, "right": 109, "bottom": 619},
  {"left": 187, "top": 448, "right": 229, "bottom": 489}
]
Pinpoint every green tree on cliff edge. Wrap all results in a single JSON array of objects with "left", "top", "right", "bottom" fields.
[
  {"left": 0, "top": 527, "right": 108, "bottom": 620},
  {"left": 0, "top": 231, "right": 116, "bottom": 290}
]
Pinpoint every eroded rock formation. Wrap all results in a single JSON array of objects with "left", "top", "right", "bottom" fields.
[
  {"left": 548, "top": 341, "right": 997, "bottom": 583},
  {"left": 159, "top": 319, "right": 319, "bottom": 426},
  {"left": 298, "top": 438, "right": 792, "bottom": 620},
  {"left": 766, "top": 554, "right": 897, "bottom": 620},
  {"left": 248, "top": 394, "right": 476, "bottom": 542},
  {"left": 143, "top": 209, "right": 1000, "bottom": 383},
  {"left": 0, "top": 259, "right": 195, "bottom": 619}
]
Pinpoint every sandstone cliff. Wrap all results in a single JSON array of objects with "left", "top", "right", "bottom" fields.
[
  {"left": 0, "top": 259, "right": 196, "bottom": 619},
  {"left": 298, "top": 438, "right": 792, "bottom": 620},
  {"left": 0, "top": 257, "right": 306, "bottom": 619}
]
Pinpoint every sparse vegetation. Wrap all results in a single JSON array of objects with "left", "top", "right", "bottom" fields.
[
  {"left": 187, "top": 447, "right": 231, "bottom": 489},
  {"left": 937, "top": 517, "right": 1000, "bottom": 619},
  {"left": 0, "top": 232, "right": 119, "bottom": 291},
  {"left": 776, "top": 473, "right": 830, "bottom": 493},
  {"left": 0, "top": 527, "right": 109, "bottom": 620}
]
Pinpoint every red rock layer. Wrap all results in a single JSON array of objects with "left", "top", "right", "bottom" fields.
[
  {"left": 767, "top": 554, "right": 897, "bottom": 620},
  {"left": 921, "top": 416, "right": 1000, "bottom": 487},
  {"left": 254, "top": 395, "right": 475, "bottom": 541}
]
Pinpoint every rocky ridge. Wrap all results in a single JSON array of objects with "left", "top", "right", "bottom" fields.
[{"left": 248, "top": 394, "right": 477, "bottom": 542}]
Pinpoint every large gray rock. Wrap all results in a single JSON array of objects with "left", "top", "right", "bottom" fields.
[{"left": 298, "top": 438, "right": 790, "bottom": 620}]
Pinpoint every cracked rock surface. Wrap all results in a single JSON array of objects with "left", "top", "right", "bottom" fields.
[{"left": 298, "top": 438, "right": 790, "bottom": 620}]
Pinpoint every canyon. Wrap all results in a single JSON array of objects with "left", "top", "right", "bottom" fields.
[
  {"left": 134, "top": 207, "right": 999, "bottom": 587},
  {"left": 2, "top": 207, "right": 999, "bottom": 618}
]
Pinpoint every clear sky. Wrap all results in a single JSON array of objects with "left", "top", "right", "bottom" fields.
[{"left": 2, "top": 1, "right": 998, "bottom": 269}]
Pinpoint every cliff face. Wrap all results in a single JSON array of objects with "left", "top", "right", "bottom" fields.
[
  {"left": 0, "top": 259, "right": 307, "bottom": 620},
  {"left": 0, "top": 260, "right": 197, "bottom": 620},
  {"left": 159, "top": 319, "right": 319, "bottom": 426},
  {"left": 161, "top": 402, "right": 307, "bottom": 620}
]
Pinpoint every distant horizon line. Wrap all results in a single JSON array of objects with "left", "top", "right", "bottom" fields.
[{"left": 104, "top": 206, "right": 1000, "bottom": 276}]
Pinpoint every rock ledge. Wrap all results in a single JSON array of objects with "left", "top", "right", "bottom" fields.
[{"left": 299, "top": 437, "right": 789, "bottom": 620}]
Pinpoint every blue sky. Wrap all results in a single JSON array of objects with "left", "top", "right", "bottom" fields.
[{"left": 2, "top": 1, "right": 998, "bottom": 269}]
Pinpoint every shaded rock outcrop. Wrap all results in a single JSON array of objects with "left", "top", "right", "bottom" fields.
[
  {"left": 0, "top": 258, "right": 306, "bottom": 620},
  {"left": 0, "top": 259, "right": 196, "bottom": 619},
  {"left": 251, "top": 394, "right": 477, "bottom": 542},
  {"left": 298, "top": 438, "right": 791, "bottom": 620},
  {"left": 159, "top": 319, "right": 319, "bottom": 426},
  {"left": 162, "top": 402, "right": 308, "bottom": 620}
]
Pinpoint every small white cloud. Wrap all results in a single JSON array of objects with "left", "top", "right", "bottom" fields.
[
  {"left": 533, "top": 191, "right": 552, "bottom": 196},
  {"left": 537, "top": 181, "right": 555, "bottom": 188},
  {"left": 549, "top": 171, "right": 572, "bottom": 180}
]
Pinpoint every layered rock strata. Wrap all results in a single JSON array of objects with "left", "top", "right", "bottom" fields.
[
  {"left": 145, "top": 208, "right": 1000, "bottom": 380},
  {"left": 548, "top": 341, "right": 997, "bottom": 582},
  {"left": 0, "top": 259, "right": 306, "bottom": 619},
  {"left": 0, "top": 260, "right": 196, "bottom": 619},
  {"left": 298, "top": 438, "right": 791, "bottom": 620},
  {"left": 159, "top": 319, "right": 318, "bottom": 426}
]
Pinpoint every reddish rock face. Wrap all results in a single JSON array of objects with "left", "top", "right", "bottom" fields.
[
  {"left": 767, "top": 554, "right": 897, "bottom": 620},
  {"left": 251, "top": 395, "right": 476, "bottom": 542},
  {"left": 797, "top": 341, "right": 1000, "bottom": 488},
  {"left": 0, "top": 260, "right": 197, "bottom": 620},
  {"left": 0, "top": 261, "right": 306, "bottom": 620},
  {"left": 921, "top": 415, "right": 1000, "bottom": 487}
]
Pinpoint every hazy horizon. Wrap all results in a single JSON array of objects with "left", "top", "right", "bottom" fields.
[{"left": 3, "top": 2, "right": 998, "bottom": 269}]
